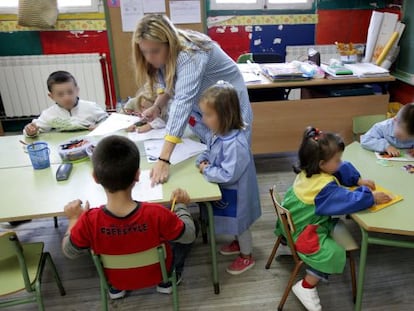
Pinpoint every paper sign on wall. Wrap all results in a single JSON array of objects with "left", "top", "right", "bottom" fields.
[{"left": 169, "top": 0, "right": 201, "bottom": 24}]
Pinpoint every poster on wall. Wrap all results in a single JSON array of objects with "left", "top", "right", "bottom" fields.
[
  {"left": 120, "top": 0, "right": 166, "bottom": 32},
  {"left": 170, "top": 0, "right": 201, "bottom": 24}
]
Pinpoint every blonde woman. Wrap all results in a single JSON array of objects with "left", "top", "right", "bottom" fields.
[{"left": 132, "top": 14, "right": 252, "bottom": 185}]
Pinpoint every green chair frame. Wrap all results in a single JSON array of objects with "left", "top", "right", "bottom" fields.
[
  {"left": 352, "top": 114, "right": 387, "bottom": 141},
  {"left": 0, "top": 231, "right": 66, "bottom": 311},
  {"left": 265, "top": 186, "right": 358, "bottom": 310},
  {"left": 91, "top": 244, "right": 179, "bottom": 311}
]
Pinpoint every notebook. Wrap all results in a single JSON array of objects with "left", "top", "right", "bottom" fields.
[{"left": 260, "top": 63, "right": 308, "bottom": 81}]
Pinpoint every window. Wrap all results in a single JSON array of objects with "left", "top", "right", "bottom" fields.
[
  {"left": 0, "top": 0, "right": 99, "bottom": 13},
  {"left": 210, "top": 0, "right": 313, "bottom": 10}
]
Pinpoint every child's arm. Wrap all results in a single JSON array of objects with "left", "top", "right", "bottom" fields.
[
  {"left": 314, "top": 182, "right": 390, "bottom": 216},
  {"left": 202, "top": 142, "right": 249, "bottom": 184},
  {"left": 62, "top": 199, "right": 90, "bottom": 259},
  {"left": 333, "top": 161, "right": 375, "bottom": 189},
  {"left": 360, "top": 123, "right": 392, "bottom": 152}
]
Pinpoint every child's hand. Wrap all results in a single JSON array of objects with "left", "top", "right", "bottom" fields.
[
  {"left": 385, "top": 146, "right": 400, "bottom": 157},
  {"left": 199, "top": 161, "right": 209, "bottom": 173},
  {"left": 373, "top": 191, "right": 392, "bottom": 205},
  {"left": 126, "top": 124, "right": 136, "bottom": 132},
  {"left": 408, "top": 149, "right": 414, "bottom": 156},
  {"left": 88, "top": 124, "right": 97, "bottom": 131},
  {"left": 25, "top": 123, "right": 38, "bottom": 136},
  {"left": 171, "top": 188, "right": 190, "bottom": 204},
  {"left": 64, "top": 199, "right": 89, "bottom": 220},
  {"left": 357, "top": 178, "right": 376, "bottom": 190}
]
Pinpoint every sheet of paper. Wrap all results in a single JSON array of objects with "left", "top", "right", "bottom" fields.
[
  {"left": 87, "top": 113, "right": 142, "bottom": 136},
  {"left": 375, "top": 151, "right": 414, "bottom": 162},
  {"left": 143, "top": 0, "right": 165, "bottom": 13},
  {"left": 120, "top": 0, "right": 144, "bottom": 32},
  {"left": 144, "top": 138, "right": 206, "bottom": 165},
  {"left": 364, "top": 11, "right": 383, "bottom": 63},
  {"left": 128, "top": 128, "right": 167, "bottom": 141},
  {"left": 169, "top": 0, "right": 201, "bottom": 24},
  {"left": 131, "top": 170, "right": 163, "bottom": 201},
  {"left": 241, "top": 72, "right": 262, "bottom": 83},
  {"left": 90, "top": 170, "right": 163, "bottom": 206}
]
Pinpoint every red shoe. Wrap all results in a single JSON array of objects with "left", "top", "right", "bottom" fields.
[
  {"left": 226, "top": 256, "right": 255, "bottom": 275},
  {"left": 220, "top": 240, "right": 240, "bottom": 256}
]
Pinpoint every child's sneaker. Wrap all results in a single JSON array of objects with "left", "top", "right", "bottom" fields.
[
  {"left": 108, "top": 287, "right": 126, "bottom": 300},
  {"left": 156, "top": 273, "right": 182, "bottom": 294},
  {"left": 219, "top": 240, "right": 240, "bottom": 255},
  {"left": 226, "top": 256, "right": 255, "bottom": 275},
  {"left": 292, "top": 280, "right": 322, "bottom": 311}
]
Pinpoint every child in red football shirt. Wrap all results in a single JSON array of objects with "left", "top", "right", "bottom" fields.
[{"left": 62, "top": 135, "right": 196, "bottom": 298}]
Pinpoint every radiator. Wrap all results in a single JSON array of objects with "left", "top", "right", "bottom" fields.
[{"left": 0, "top": 53, "right": 108, "bottom": 118}]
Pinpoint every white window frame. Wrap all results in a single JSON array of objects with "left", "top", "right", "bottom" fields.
[
  {"left": 0, "top": 0, "right": 100, "bottom": 14},
  {"left": 210, "top": 0, "right": 313, "bottom": 10}
]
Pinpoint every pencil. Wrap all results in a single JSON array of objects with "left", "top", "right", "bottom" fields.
[{"left": 170, "top": 197, "right": 177, "bottom": 212}]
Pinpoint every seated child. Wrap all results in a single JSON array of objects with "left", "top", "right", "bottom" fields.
[
  {"left": 23, "top": 70, "right": 108, "bottom": 137},
  {"left": 360, "top": 103, "right": 414, "bottom": 156},
  {"left": 275, "top": 127, "right": 391, "bottom": 311},
  {"left": 123, "top": 84, "right": 168, "bottom": 133},
  {"left": 62, "top": 135, "right": 196, "bottom": 299}
]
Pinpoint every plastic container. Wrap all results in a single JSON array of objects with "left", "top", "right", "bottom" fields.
[
  {"left": 27, "top": 142, "right": 50, "bottom": 169},
  {"left": 58, "top": 138, "right": 92, "bottom": 162}
]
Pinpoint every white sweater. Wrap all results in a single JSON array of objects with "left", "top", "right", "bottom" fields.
[{"left": 24, "top": 99, "right": 108, "bottom": 136}]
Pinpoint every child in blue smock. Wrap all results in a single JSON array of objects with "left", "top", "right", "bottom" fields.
[
  {"left": 361, "top": 103, "right": 414, "bottom": 157},
  {"left": 276, "top": 127, "right": 392, "bottom": 311},
  {"left": 196, "top": 81, "right": 261, "bottom": 275}
]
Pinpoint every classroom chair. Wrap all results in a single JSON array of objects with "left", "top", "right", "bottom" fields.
[
  {"left": 91, "top": 244, "right": 179, "bottom": 311},
  {"left": 265, "top": 186, "right": 358, "bottom": 311},
  {"left": 236, "top": 52, "right": 283, "bottom": 64},
  {"left": 352, "top": 114, "right": 387, "bottom": 141},
  {"left": 0, "top": 231, "right": 66, "bottom": 311}
]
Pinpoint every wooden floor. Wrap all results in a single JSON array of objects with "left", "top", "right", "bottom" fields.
[{"left": 2, "top": 154, "right": 414, "bottom": 311}]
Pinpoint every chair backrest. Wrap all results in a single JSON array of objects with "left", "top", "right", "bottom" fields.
[
  {"left": 352, "top": 114, "right": 387, "bottom": 140},
  {"left": 91, "top": 244, "right": 170, "bottom": 284},
  {"left": 269, "top": 186, "right": 301, "bottom": 262},
  {"left": 236, "top": 53, "right": 253, "bottom": 63},
  {"left": 0, "top": 231, "right": 33, "bottom": 292}
]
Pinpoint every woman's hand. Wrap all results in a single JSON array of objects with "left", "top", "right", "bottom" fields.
[
  {"left": 142, "top": 105, "right": 159, "bottom": 122},
  {"left": 150, "top": 160, "right": 170, "bottom": 186}
]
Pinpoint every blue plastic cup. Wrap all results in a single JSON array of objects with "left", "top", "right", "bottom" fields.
[{"left": 27, "top": 142, "right": 50, "bottom": 169}]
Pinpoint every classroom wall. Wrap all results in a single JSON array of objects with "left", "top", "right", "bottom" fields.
[
  {"left": 0, "top": 13, "right": 116, "bottom": 109},
  {"left": 206, "top": 0, "right": 402, "bottom": 61}
]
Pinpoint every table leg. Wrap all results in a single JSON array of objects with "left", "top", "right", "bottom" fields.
[
  {"left": 355, "top": 227, "right": 369, "bottom": 311},
  {"left": 205, "top": 202, "right": 220, "bottom": 294}
]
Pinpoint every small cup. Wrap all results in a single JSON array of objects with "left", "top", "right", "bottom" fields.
[{"left": 27, "top": 141, "right": 50, "bottom": 169}]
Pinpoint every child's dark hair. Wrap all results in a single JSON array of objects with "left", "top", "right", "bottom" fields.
[
  {"left": 47, "top": 71, "right": 77, "bottom": 92},
  {"left": 92, "top": 135, "right": 140, "bottom": 193},
  {"left": 199, "top": 81, "right": 244, "bottom": 135},
  {"left": 295, "top": 126, "right": 345, "bottom": 177},
  {"left": 397, "top": 103, "right": 414, "bottom": 136}
]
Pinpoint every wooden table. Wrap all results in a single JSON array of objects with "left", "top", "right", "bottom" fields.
[
  {"left": 343, "top": 142, "right": 414, "bottom": 311},
  {"left": 0, "top": 131, "right": 223, "bottom": 294},
  {"left": 239, "top": 64, "right": 395, "bottom": 154}
]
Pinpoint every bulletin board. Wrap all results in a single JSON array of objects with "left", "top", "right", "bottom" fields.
[{"left": 107, "top": 0, "right": 205, "bottom": 100}]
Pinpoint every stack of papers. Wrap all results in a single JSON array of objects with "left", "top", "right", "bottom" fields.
[
  {"left": 144, "top": 138, "right": 207, "bottom": 165},
  {"left": 260, "top": 63, "right": 308, "bottom": 81},
  {"left": 343, "top": 63, "right": 390, "bottom": 78},
  {"left": 87, "top": 113, "right": 142, "bottom": 136},
  {"left": 321, "top": 64, "right": 358, "bottom": 79}
]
